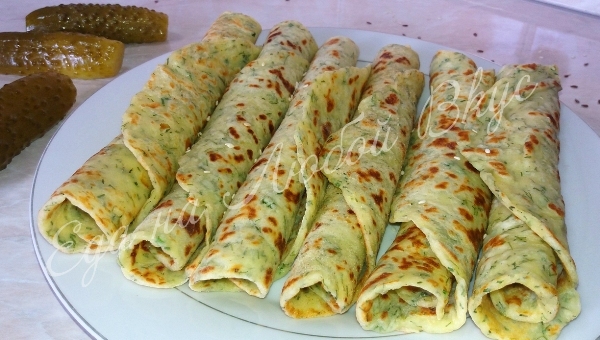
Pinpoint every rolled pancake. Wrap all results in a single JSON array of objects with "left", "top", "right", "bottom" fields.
[
  {"left": 38, "top": 12, "right": 262, "bottom": 253},
  {"left": 188, "top": 36, "right": 370, "bottom": 296},
  {"left": 356, "top": 51, "right": 495, "bottom": 333},
  {"left": 280, "top": 45, "right": 424, "bottom": 318},
  {"left": 123, "top": 13, "right": 263, "bottom": 227},
  {"left": 461, "top": 64, "right": 580, "bottom": 339},
  {"left": 39, "top": 136, "right": 152, "bottom": 253},
  {"left": 118, "top": 21, "right": 317, "bottom": 288}
]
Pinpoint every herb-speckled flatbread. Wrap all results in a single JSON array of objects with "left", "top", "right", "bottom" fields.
[
  {"left": 188, "top": 36, "right": 370, "bottom": 297},
  {"left": 123, "top": 13, "right": 262, "bottom": 227},
  {"left": 356, "top": 51, "right": 495, "bottom": 333},
  {"left": 462, "top": 64, "right": 580, "bottom": 340},
  {"left": 117, "top": 20, "right": 316, "bottom": 288},
  {"left": 280, "top": 45, "right": 424, "bottom": 318}
]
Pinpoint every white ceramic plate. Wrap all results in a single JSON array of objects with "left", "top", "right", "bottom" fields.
[{"left": 30, "top": 28, "right": 600, "bottom": 339}]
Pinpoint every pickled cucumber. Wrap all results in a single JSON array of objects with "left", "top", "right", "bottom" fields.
[
  {"left": 0, "top": 71, "right": 76, "bottom": 170},
  {"left": 0, "top": 32, "right": 124, "bottom": 79},
  {"left": 26, "top": 4, "right": 168, "bottom": 44}
]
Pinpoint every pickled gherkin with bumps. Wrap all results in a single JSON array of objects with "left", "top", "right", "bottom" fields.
[
  {"left": 0, "top": 71, "right": 76, "bottom": 170},
  {"left": 26, "top": 4, "right": 168, "bottom": 44},
  {"left": 0, "top": 32, "right": 124, "bottom": 79}
]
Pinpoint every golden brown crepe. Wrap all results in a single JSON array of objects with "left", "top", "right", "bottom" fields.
[
  {"left": 118, "top": 20, "right": 317, "bottom": 288},
  {"left": 356, "top": 50, "right": 495, "bottom": 333},
  {"left": 280, "top": 45, "right": 424, "bottom": 318},
  {"left": 461, "top": 63, "right": 580, "bottom": 340},
  {"left": 188, "top": 36, "right": 370, "bottom": 296}
]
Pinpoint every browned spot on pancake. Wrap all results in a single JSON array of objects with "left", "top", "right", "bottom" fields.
[
  {"left": 505, "top": 294, "right": 523, "bottom": 306},
  {"left": 446, "top": 172, "right": 458, "bottom": 179},
  {"left": 259, "top": 114, "right": 267, "bottom": 120},
  {"left": 230, "top": 264, "right": 242, "bottom": 273},
  {"left": 347, "top": 209, "right": 356, "bottom": 215},
  {"left": 435, "top": 182, "right": 449, "bottom": 189},
  {"left": 206, "top": 248, "right": 219, "bottom": 258},
  {"left": 184, "top": 244, "right": 193, "bottom": 256},
  {"left": 266, "top": 30, "right": 282, "bottom": 43},
  {"left": 484, "top": 235, "right": 505, "bottom": 252},
  {"left": 262, "top": 227, "right": 273, "bottom": 234},
  {"left": 228, "top": 127, "right": 240, "bottom": 139},
  {"left": 395, "top": 56, "right": 410, "bottom": 64},
  {"left": 465, "top": 161, "right": 479, "bottom": 174},
  {"left": 361, "top": 272, "right": 392, "bottom": 292},
  {"left": 321, "top": 122, "right": 332, "bottom": 139},
  {"left": 548, "top": 203, "right": 565, "bottom": 217},
  {"left": 525, "top": 141, "right": 535, "bottom": 153},
  {"left": 269, "top": 120, "right": 275, "bottom": 133},
  {"left": 325, "top": 89, "right": 335, "bottom": 112},
  {"left": 458, "top": 207, "right": 474, "bottom": 222},
  {"left": 429, "top": 137, "right": 457, "bottom": 150},
  {"left": 240, "top": 203, "right": 258, "bottom": 220},
  {"left": 458, "top": 130, "right": 470, "bottom": 142},
  {"left": 268, "top": 216, "right": 278, "bottom": 226},
  {"left": 385, "top": 93, "right": 399, "bottom": 105},
  {"left": 282, "top": 276, "right": 300, "bottom": 290},
  {"left": 366, "top": 139, "right": 383, "bottom": 148},
  {"left": 208, "top": 152, "right": 222, "bottom": 161},
  {"left": 265, "top": 267, "right": 273, "bottom": 285},
  {"left": 233, "top": 154, "right": 245, "bottom": 163},
  {"left": 328, "top": 249, "right": 338, "bottom": 255},
  {"left": 378, "top": 51, "right": 393, "bottom": 60},
  {"left": 171, "top": 212, "right": 201, "bottom": 236},
  {"left": 250, "top": 157, "right": 268, "bottom": 171},
  {"left": 389, "top": 172, "right": 397, "bottom": 182},
  {"left": 129, "top": 242, "right": 143, "bottom": 266},
  {"left": 269, "top": 69, "right": 295, "bottom": 94},
  {"left": 143, "top": 102, "right": 160, "bottom": 109},
  {"left": 487, "top": 134, "right": 506, "bottom": 143},
  {"left": 200, "top": 265, "right": 215, "bottom": 274},
  {"left": 236, "top": 102, "right": 245, "bottom": 107},
  {"left": 452, "top": 219, "right": 482, "bottom": 249},
  {"left": 218, "top": 168, "right": 233, "bottom": 174},
  {"left": 155, "top": 200, "right": 173, "bottom": 209},
  {"left": 313, "top": 237, "right": 323, "bottom": 248},
  {"left": 371, "top": 190, "right": 385, "bottom": 211},
  {"left": 547, "top": 113, "right": 558, "bottom": 129},
  {"left": 463, "top": 69, "right": 474, "bottom": 76},
  {"left": 283, "top": 189, "right": 300, "bottom": 203},
  {"left": 490, "top": 161, "right": 508, "bottom": 176},
  {"left": 399, "top": 257, "right": 415, "bottom": 270},
  {"left": 219, "top": 230, "right": 236, "bottom": 242},
  {"left": 357, "top": 168, "right": 383, "bottom": 182},
  {"left": 424, "top": 206, "right": 438, "bottom": 214}
]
